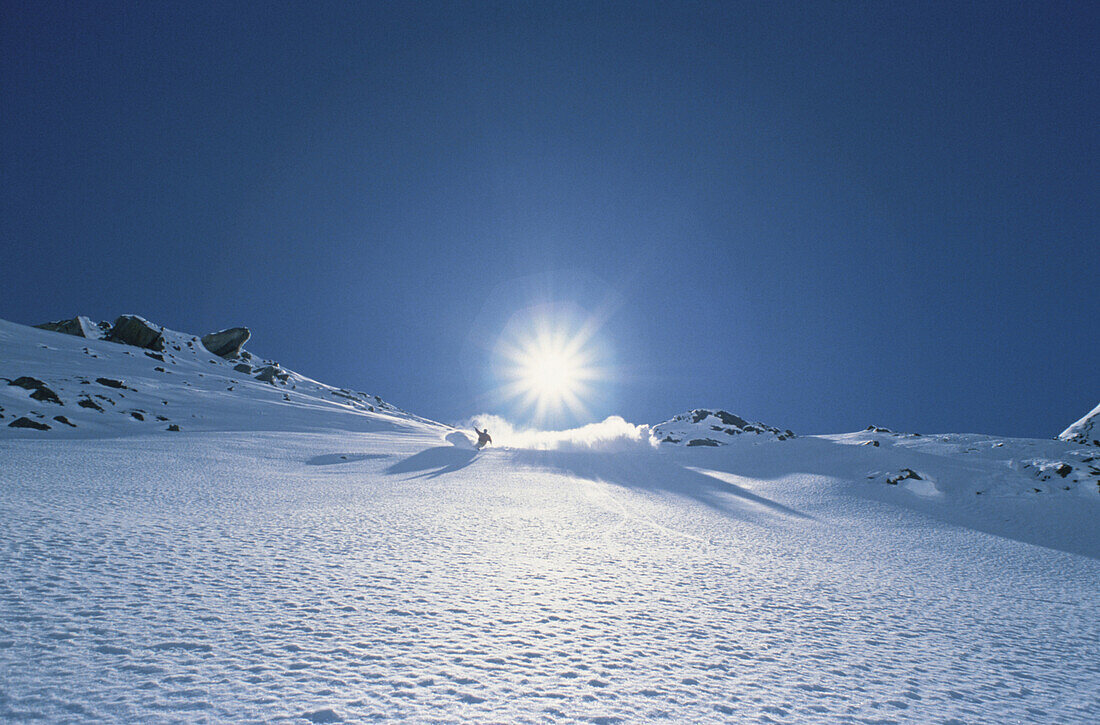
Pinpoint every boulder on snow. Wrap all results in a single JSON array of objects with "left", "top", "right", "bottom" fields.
[
  {"left": 35, "top": 316, "right": 106, "bottom": 339},
  {"left": 107, "top": 315, "right": 165, "bottom": 351},
  {"left": 201, "top": 327, "right": 251, "bottom": 358}
]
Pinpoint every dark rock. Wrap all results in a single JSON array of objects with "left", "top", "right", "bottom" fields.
[
  {"left": 107, "top": 315, "right": 165, "bottom": 351},
  {"left": 255, "top": 365, "right": 290, "bottom": 384},
  {"left": 886, "top": 468, "right": 923, "bottom": 485},
  {"left": 78, "top": 397, "right": 104, "bottom": 412},
  {"left": 866, "top": 425, "right": 893, "bottom": 433},
  {"left": 1054, "top": 463, "right": 1073, "bottom": 478},
  {"left": 860, "top": 440, "right": 880, "bottom": 447},
  {"left": 8, "top": 377, "right": 63, "bottom": 405},
  {"left": 167, "top": 424, "right": 181, "bottom": 432},
  {"left": 234, "top": 363, "right": 253, "bottom": 374},
  {"left": 201, "top": 327, "right": 251, "bottom": 358},
  {"left": 35, "top": 316, "right": 101, "bottom": 339},
  {"left": 9, "top": 376, "right": 46, "bottom": 390},
  {"left": 52, "top": 415, "right": 76, "bottom": 427},
  {"left": 95, "top": 378, "right": 128, "bottom": 389},
  {"left": 9, "top": 417, "right": 50, "bottom": 430},
  {"left": 715, "top": 411, "right": 749, "bottom": 427},
  {"left": 156, "top": 415, "right": 168, "bottom": 421},
  {"left": 130, "top": 411, "right": 144, "bottom": 421},
  {"left": 144, "top": 351, "right": 165, "bottom": 362},
  {"left": 686, "top": 438, "right": 722, "bottom": 447},
  {"left": 30, "top": 387, "right": 63, "bottom": 405},
  {"left": 154, "top": 367, "right": 166, "bottom": 373}
]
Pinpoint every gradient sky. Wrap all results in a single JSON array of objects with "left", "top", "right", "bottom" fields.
[{"left": 2, "top": 1, "right": 1097, "bottom": 436}]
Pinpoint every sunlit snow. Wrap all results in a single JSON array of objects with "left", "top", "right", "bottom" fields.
[{"left": 2, "top": 317, "right": 1098, "bottom": 723}]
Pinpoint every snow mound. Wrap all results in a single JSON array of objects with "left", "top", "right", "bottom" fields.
[
  {"left": 652, "top": 409, "right": 794, "bottom": 446},
  {"left": 0, "top": 315, "right": 442, "bottom": 438},
  {"left": 1060, "top": 402, "right": 1100, "bottom": 447}
]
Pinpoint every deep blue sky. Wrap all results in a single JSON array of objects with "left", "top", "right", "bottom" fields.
[{"left": 3, "top": 1, "right": 1097, "bottom": 436}]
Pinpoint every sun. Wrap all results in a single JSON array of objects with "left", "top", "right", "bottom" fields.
[
  {"left": 522, "top": 350, "right": 580, "bottom": 399},
  {"left": 495, "top": 312, "right": 605, "bottom": 423}
]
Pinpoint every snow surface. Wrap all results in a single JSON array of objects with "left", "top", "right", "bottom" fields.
[{"left": 2, "top": 317, "right": 1099, "bottom": 723}]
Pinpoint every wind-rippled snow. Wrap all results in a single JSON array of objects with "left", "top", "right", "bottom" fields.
[{"left": 2, "top": 430, "right": 1098, "bottom": 723}]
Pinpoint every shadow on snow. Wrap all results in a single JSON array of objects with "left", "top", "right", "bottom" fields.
[
  {"left": 386, "top": 446, "right": 478, "bottom": 478},
  {"left": 509, "top": 447, "right": 813, "bottom": 523}
]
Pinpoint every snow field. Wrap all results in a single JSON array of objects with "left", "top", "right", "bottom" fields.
[{"left": 1, "top": 430, "right": 1098, "bottom": 723}]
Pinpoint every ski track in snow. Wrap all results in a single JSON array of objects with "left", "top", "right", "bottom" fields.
[{"left": 2, "top": 431, "right": 1099, "bottom": 724}]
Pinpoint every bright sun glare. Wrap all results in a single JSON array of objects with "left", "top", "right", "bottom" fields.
[{"left": 497, "top": 313, "right": 604, "bottom": 423}]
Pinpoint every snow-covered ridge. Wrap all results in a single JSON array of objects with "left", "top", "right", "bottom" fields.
[
  {"left": 652, "top": 408, "right": 794, "bottom": 446},
  {"left": 1060, "top": 402, "right": 1100, "bottom": 447},
  {"left": 0, "top": 315, "right": 442, "bottom": 437}
]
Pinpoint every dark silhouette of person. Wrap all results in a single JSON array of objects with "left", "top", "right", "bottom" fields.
[{"left": 474, "top": 427, "right": 492, "bottom": 449}]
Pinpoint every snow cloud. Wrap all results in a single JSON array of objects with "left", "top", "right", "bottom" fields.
[{"left": 463, "top": 414, "right": 658, "bottom": 452}]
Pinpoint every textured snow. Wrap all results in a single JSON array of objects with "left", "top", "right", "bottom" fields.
[{"left": 2, "top": 317, "right": 1099, "bottom": 722}]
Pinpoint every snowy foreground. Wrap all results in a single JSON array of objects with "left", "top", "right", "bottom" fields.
[{"left": 2, "top": 318, "right": 1099, "bottom": 723}]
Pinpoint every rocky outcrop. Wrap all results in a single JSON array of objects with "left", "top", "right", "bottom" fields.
[
  {"left": 201, "top": 327, "right": 250, "bottom": 359},
  {"left": 35, "top": 316, "right": 107, "bottom": 339},
  {"left": 1060, "top": 403, "right": 1100, "bottom": 447},
  {"left": 255, "top": 365, "right": 290, "bottom": 385},
  {"left": 653, "top": 409, "right": 794, "bottom": 446},
  {"left": 107, "top": 315, "right": 165, "bottom": 351}
]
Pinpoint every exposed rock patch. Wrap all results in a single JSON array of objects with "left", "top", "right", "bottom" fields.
[
  {"left": 34, "top": 316, "right": 106, "bottom": 339},
  {"left": 654, "top": 409, "right": 794, "bottom": 446},
  {"left": 8, "top": 377, "right": 63, "bottom": 405},
  {"left": 78, "top": 397, "right": 104, "bottom": 412},
  {"left": 107, "top": 315, "right": 165, "bottom": 351},
  {"left": 886, "top": 468, "right": 923, "bottom": 485},
  {"left": 9, "top": 417, "right": 50, "bottom": 430},
  {"left": 255, "top": 365, "right": 290, "bottom": 385},
  {"left": 201, "top": 327, "right": 250, "bottom": 359}
]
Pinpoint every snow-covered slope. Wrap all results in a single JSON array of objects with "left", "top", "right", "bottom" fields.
[
  {"left": 1061, "top": 401, "right": 1100, "bottom": 446},
  {"left": 652, "top": 408, "right": 794, "bottom": 445},
  {"left": 2, "top": 315, "right": 1100, "bottom": 723},
  {"left": 0, "top": 316, "right": 442, "bottom": 437}
]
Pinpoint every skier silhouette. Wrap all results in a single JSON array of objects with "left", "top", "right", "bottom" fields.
[{"left": 474, "top": 427, "right": 492, "bottom": 450}]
